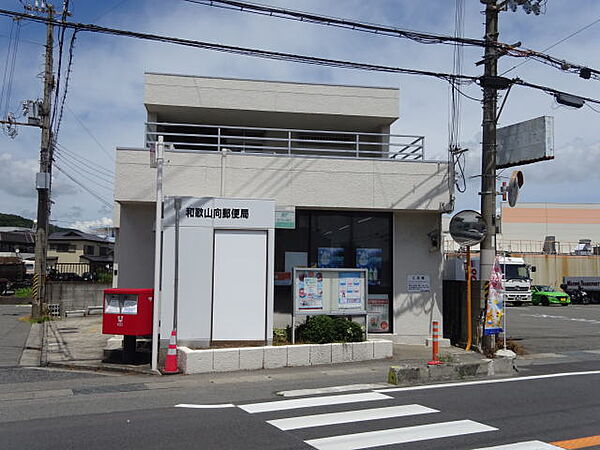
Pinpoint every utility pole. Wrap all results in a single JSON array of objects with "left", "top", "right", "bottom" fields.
[
  {"left": 479, "top": 0, "right": 499, "bottom": 353},
  {"left": 30, "top": 2, "right": 55, "bottom": 319}
]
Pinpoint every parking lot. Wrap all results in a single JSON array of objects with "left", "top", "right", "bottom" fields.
[{"left": 507, "top": 304, "right": 600, "bottom": 354}]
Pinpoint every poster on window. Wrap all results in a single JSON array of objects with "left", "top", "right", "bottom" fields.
[
  {"left": 356, "top": 248, "right": 382, "bottom": 286},
  {"left": 338, "top": 272, "right": 363, "bottom": 309},
  {"left": 484, "top": 258, "right": 505, "bottom": 336},
  {"left": 318, "top": 247, "right": 344, "bottom": 268},
  {"left": 296, "top": 271, "right": 324, "bottom": 310},
  {"left": 367, "top": 294, "right": 389, "bottom": 332}
]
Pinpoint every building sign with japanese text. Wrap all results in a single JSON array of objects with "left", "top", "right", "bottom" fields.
[
  {"left": 185, "top": 207, "right": 249, "bottom": 220},
  {"left": 163, "top": 197, "right": 274, "bottom": 229}
]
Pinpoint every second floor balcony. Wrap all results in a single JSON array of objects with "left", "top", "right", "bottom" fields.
[{"left": 145, "top": 122, "right": 425, "bottom": 161}]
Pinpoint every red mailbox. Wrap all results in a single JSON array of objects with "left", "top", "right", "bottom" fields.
[{"left": 102, "top": 288, "right": 153, "bottom": 336}]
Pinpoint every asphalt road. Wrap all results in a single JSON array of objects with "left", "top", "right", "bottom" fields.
[
  {"left": 507, "top": 304, "right": 600, "bottom": 354},
  {"left": 1, "top": 361, "right": 599, "bottom": 449},
  {"left": 0, "top": 304, "right": 32, "bottom": 367}
]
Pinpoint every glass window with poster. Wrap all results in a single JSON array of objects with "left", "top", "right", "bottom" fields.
[{"left": 274, "top": 210, "right": 392, "bottom": 333}]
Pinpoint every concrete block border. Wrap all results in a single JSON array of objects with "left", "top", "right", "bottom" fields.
[
  {"left": 178, "top": 339, "right": 393, "bottom": 374},
  {"left": 387, "top": 357, "right": 517, "bottom": 386}
]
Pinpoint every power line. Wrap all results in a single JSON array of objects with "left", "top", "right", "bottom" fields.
[
  {"left": 0, "top": 18, "right": 21, "bottom": 122},
  {"left": 54, "top": 151, "right": 114, "bottom": 188},
  {"left": 54, "top": 149, "right": 114, "bottom": 185},
  {"left": 513, "top": 77, "right": 600, "bottom": 106},
  {"left": 55, "top": 142, "right": 114, "bottom": 177},
  {"left": 52, "top": 29, "right": 77, "bottom": 141},
  {"left": 502, "top": 16, "right": 600, "bottom": 76},
  {"left": 90, "top": 0, "right": 129, "bottom": 23},
  {"left": 54, "top": 163, "right": 112, "bottom": 208},
  {"left": 65, "top": 104, "right": 114, "bottom": 162},
  {"left": 0, "top": 9, "right": 492, "bottom": 84},
  {"left": 183, "top": 0, "right": 492, "bottom": 48},
  {"left": 50, "top": 1, "right": 69, "bottom": 133},
  {"left": 2, "top": 8, "right": 600, "bottom": 107},
  {"left": 188, "top": 0, "right": 600, "bottom": 81}
]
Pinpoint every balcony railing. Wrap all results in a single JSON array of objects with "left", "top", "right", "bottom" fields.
[{"left": 145, "top": 121, "right": 425, "bottom": 161}]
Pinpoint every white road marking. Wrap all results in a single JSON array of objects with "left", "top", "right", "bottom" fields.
[
  {"left": 304, "top": 419, "right": 497, "bottom": 450},
  {"left": 521, "top": 313, "right": 600, "bottom": 325},
  {"left": 239, "top": 392, "right": 392, "bottom": 414},
  {"left": 175, "top": 403, "right": 236, "bottom": 409},
  {"left": 267, "top": 404, "right": 438, "bottom": 431},
  {"left": 375, "top": 370, "right": 600, "bottom": 393},
  {"left": 519, "top": 353, "right": 567, "bottom": 360},
  {"left": 474, "top": 440, "right": 560, "bottom": 449},
  {"left": 277, "top": 384, "right": 389, "bottom": 398}
]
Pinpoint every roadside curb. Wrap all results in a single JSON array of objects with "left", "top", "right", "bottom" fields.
[
  {"left": 46, "top": 360, "right": 157, "bottom": 376},
  {"left": 19, "top": 322, "right": 42, "bottom": 367},
  {"left": 387, "top": 358, "right": 516, "bottom": 385}
]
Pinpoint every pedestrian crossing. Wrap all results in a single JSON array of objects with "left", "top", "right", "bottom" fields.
[{"left": 236, "top": 391, "right": 561, "bottom": 450}]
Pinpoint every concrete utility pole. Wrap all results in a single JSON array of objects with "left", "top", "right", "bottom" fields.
[
  {"left": 479, "top": 0, "right": 500, "bottom": 352},
  {"left": 31, "top": 4, "right": 55, "bottom": 319}
]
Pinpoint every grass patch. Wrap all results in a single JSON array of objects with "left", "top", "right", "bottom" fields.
[
  {"left": 15, "top": 287, "right": 33, "bottom": 298},
  {"left": 438, "top": 352, "right": 457, "bottom": 363},
  {"left": 19, "top": 315, "right": 53, "bottom": 324}
]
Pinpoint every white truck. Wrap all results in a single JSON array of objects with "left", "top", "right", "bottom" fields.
[{"left": 444, "top": 255, "right": 535, "bottom": 305}]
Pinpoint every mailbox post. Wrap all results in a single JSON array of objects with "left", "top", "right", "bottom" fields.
[{"left": 102, "top": 288, "right": 154, "bottom": 364}]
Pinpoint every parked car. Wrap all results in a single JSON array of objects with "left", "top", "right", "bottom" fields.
[{"left": 531, "top": 285, "right": 570, "bottom": 306}]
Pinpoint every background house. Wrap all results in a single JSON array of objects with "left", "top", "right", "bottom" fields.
[{"left": 48, "top": 230, "right": 114, "bottom": 274}]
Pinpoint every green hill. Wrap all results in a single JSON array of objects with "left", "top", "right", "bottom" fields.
[{"left": 0, "top": 213, "right": 70, "bottom": 233}]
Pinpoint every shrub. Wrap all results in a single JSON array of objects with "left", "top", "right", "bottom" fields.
[
  {"left": 296, "top": 315, "right": 365, "bottom": 344},
  {"left": 97, "top": 272, "right": 113, "bottom": 284},
  {"left": 332, "top": 317, "right": 364, "bottom": 342},
  {"left": 273, "top": 327, "right": 290, "bottom": 345}
]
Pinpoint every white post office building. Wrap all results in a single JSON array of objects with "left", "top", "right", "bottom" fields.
[{"left": 113, "top": 73, "right": 452, "bottom": 347}]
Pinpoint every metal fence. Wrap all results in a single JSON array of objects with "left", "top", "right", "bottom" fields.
[
  {"left": 48, "top": 262, "right": 112, "bottom": 282},
  {"left": 444, "top": 237, "right": 600, "bottom": 255},
  {"left": 146, "top": 122, "right": 425, "bottom": 161}
]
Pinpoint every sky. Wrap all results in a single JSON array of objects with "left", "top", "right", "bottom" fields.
[{"left": 0, "top": 0, "right": 599, "bottom": 232}]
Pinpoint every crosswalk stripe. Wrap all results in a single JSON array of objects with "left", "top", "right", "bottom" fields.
[
  {"left": 304, "top": 419, "right": 497, "bottom": 450},
  {"left": 267, "top": 404, "right": 439, "bottom": 431},
  {"left": 474, "top": 441, "right": 561, "bottom": 449},
  {"left": 239, "top": 392, "right": 392, "bottom": 414}
]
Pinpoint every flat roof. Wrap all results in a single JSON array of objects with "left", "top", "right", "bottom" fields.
[{"left": 144, "top": 72, "right": 398, "bottom": 92}]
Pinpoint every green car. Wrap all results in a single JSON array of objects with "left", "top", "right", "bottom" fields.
[{"left": 531, "top": 285, "right": 570, "bottom": 306}]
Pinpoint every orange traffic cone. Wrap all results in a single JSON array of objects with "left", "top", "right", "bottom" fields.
[{"left": 163, "top": 329, "right": 179, "bottom": 374}]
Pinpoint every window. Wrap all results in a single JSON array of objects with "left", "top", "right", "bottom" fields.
[
  {"left": 275, "top": 210, "right": 393, "bottom": 332},
  {"left": 99, "top": 246, "right": 109, "bottom": 257},
  {"left": 50, "top": 243, "right": 76, "bottom": 253},
  {"left": 84, "top": 245, "right": 95, "bottom": 256}
]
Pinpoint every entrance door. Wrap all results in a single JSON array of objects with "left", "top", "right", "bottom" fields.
[{"left": 212, "top": 230, "right": 267, "bottom": 341}]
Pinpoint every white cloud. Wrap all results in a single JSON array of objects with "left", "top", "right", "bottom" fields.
[
  {"left": 0, "top": 153, "right": 38, "bottom": 198},
  {"left": 1, "top": 0, "right": 600, "bottom": 224},
  {"left": 70, "top": 216, "right": 113, "bottom": 234}
]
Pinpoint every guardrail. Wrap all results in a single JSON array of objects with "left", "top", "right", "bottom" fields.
[
  {"left": 145, "top": 121, "right": 425, "bottom": 161},
  {"left": 444, "top": 237, "right": 600, "bottom": 255}
]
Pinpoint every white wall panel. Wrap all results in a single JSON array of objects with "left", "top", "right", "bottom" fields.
[{"left": 212, "top": 230, "right": 268, "bottom": 341}]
